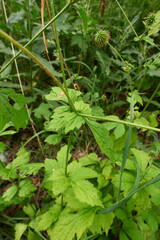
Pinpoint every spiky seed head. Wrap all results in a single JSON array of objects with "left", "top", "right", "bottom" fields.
[
  {"left": 94, "top": 30, "right": 110, "bottom": 47},
  {"left": 143, "top": 12, "right": 156, "bottom": 27}
]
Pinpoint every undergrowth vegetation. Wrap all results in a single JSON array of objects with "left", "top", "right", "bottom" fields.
[{"left": 0, "top": 0, "right": 160, "bottom": 239}]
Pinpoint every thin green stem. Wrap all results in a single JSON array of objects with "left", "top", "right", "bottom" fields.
[
  {"left": 115, "top": 0, "right": 138, "bottom": 37},
  {"left": 35, "top": 231, "right": 48, "bottom": 240},
  {"left": 0, "top": 29, "right": 76, "bottom": 112},
  {"left": 1, "top": 214, "right": 17, "bottom": 223},
  {"left": 78, "top": 113, "right": 160, "bottom": 132},
  {"left": 115, "top": 0, "right": 146, "bottom": 61},
  {"left": 24, "top": 130, "right": 47, "bottom": 146},
  {"left": 108, "top": 42, "right": 126, "bottom": 66},
  {"left": 49, "top": 0, "right": 68, "bottom": 92},
  {"left": 140, "top": 82, "right": 160, "bottom": 117},
  {"left": 108, "top": 42, "right": 133, "bottom": 91},
  {"left": 0, "top": 1, "right": 72, "bottom": 74}
]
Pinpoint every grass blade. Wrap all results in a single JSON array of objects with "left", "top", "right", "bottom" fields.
[{"left": 117, "top": 93, "right": 135, "bottom": 201}]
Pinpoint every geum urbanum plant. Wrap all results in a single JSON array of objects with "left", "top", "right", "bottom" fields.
[{"left": 0, "top": 1, "right": 160, "bottom": 239}]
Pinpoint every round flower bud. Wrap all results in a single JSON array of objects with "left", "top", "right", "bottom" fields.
[
  {"left": 143, "top": 12, "right": 156, "bottom": 28},
  {"left": 94, "top": 30, "right": 110, "bottom": 47}
]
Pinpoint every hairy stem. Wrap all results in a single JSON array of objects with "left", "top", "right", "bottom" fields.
[
  {"left": 78, "top": 113, "right": 160, "bottom": 132},
  {"left": 108, "top": 42, "right": 126, "bottom": 65},
  {"left": 115, "top": 0, "right": 138, "bottom": 37}
]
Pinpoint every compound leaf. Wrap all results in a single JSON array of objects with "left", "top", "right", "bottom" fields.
[
  {"left": 48, "top": 208, "right": 96, "bottom": 240},
  {"left": 45, "top": 105, "right": 84, "bottom": 133}
]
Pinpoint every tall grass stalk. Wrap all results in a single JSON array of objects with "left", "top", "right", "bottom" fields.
[{"left": 117, "top": 93, "right": 134, "bottom": 201}]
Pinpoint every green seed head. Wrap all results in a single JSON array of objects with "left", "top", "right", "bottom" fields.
[
  {"left": 143, "top": 12, "right": 156, "bottom": 28},
  {"left": 94, "top": 30, "right": 110, "bottom": 47}
]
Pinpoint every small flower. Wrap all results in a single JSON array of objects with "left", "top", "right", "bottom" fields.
[{"left": 94, "top": 30, "right": 110, "bottom": 47}]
